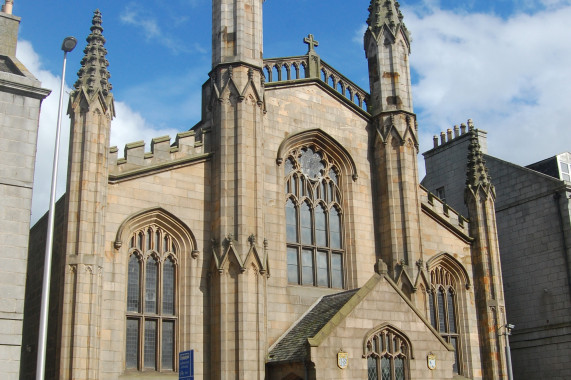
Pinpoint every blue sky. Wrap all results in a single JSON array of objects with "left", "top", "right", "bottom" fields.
[{"left": 10, "top": 0, "right": 571, "bottom": 222}]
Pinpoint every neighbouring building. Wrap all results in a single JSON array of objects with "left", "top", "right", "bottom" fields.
[
  {"left": 0, "top": 1, "right": 51, "bottom": 378},
  {"left": 18, "top": 1, "right": 514, "bottom": 379},
  {"left": 423, "top": 124, "right": 571, "bottom": 380}
]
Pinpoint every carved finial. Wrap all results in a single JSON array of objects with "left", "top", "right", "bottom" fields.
[
  {"left": 303, "top": 34, "right": 319, "bottom": 54},
  {"left": 226, "top": 233, "right": 234, "bottom": 246},
  {"left": 367, "top": 0, "right": 409, "bottom": 39},
  {"left": 248, "top": 68, "right": 254, "bottom": 80},
  {"left": 375, "top": 259, "right": 388, "bottom": 275},
  {"left": 416, "top": 259, "right": 424, "bottom": 270},
  {"left": 466, "top": 124, "right": 492, "bottom": 188},
  {"left": 74, "top": 9, "right": 112, "bottom": 97},
  {"left": 248, "top": 234, "right": 256, "bottom": 246},
  {"left": 263, "top": 238, "right": 268, "bottom": 250}
]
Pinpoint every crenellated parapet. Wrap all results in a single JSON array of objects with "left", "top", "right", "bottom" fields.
[
  {"left": 108, "top": 127, "right": 212, "bottom": 181},
  {"left": 420, "top": 186, "right": 471, "bottom": 240}
]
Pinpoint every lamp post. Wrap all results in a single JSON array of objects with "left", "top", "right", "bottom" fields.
[
  {"left": 498, "top": 323, "right": 515, "bottom": 380},
  {"left": 36, "top": 36, "right": 77, "bottom": 380}
]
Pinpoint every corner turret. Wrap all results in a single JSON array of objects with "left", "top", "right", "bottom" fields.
[
  {"left": 59, "top": 10, "right": 114, "bottom": 379},
  {"left": 365, "top": 0, "right": 413, "bottom": 115},
  {"left": 463, "top": 122, "right": 509, "bottom": 379},
  {"left": 367, "top": 0, "right": 422, "bottom": 286}
]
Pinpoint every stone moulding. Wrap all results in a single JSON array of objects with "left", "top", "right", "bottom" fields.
[
  {"left": 108, "top": 152, "right": 213, "bottom": 184},
  {"left": 114, "top": 207, "right": 198, "bottom": 259},
  {"left": 426, "top": 252, "right": 472, "bottom": 290},
  {"left": 361, "top": 322, "right": 415, "bottom": 359},
  {"left": 276, "top": 128, "right": 359, "bottom": 181}
]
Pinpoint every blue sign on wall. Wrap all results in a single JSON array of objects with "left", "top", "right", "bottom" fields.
[{"left": 179, "top": 350, "right": 194, "bottom": 380}]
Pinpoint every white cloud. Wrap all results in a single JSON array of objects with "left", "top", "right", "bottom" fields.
[
  {"left": 402, "top": 5, "right": 571, "bottom": 175},
  {"left": 16, "top": 40, "right": 71, "bottom": 225},
  {"left": 111, "top": 102, "right": 180, "bottom": 157},
  {"left": 120, "top": 3, "right": 203, "bottom": 55},
  {"left": 17, "top": 40, "right": 178, "bottom": 224}
]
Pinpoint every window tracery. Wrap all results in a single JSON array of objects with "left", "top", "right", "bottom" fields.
[
  {"left": 428, "top": 266, "right": 460, "bottom": 374},
  {"left": 284, "top": 146, "right": 344, "bottom": 288},
  {"left": 366, "top": 327, "right": 410, "bottom": 380},
  {"left": 126, "top": 226, "right": 178, "bottom": 372}
]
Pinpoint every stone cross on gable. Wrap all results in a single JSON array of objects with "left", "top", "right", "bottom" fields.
[{"left": 304, "top": 34, "right": 319, "bottom": 53}]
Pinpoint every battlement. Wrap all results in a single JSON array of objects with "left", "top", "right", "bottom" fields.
[
  {"left": 109, "top": 126, "right": 212, "bottom": 181},
  {"left": 420, "top": 185, "right": 471, "bottom": 239}
]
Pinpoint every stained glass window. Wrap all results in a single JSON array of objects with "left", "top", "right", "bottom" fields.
[
  {"left": 144, "top": 320, "right": 157, "bottom": 369},
  {"left": 368, "top": 356, "right": 378, "bottom": 380},
  {"left": 429, "top": 266, "right": 461, "bottom": 374},
  {"left": 395, "top": 357, "right": 405, "bottom": 380},
  {"left": 331, "top": 252, "right": 343, "bottom": 289},
  {"left": 317, "top": 251, "right": 329, "bottom": 286},
  {"left": 287, "top": 247, "right": 299, "bottom": 284},
  {"left": 163, "top": 259, "right": 175, "bottom": 315},
  {"left": 381, "top": 357, "right": 391, "bottom": 380},
  {"left": 127, "top": 255, "right": 140, "bottom": 312},
  {"left": 301, "top": 249, "right": 314, "bottom": 286},
  {"left": 300, "top": 202, "right": 312, "bottom": 245},
  {"left": 284, "top": 145, "right": 344, "bottom": 288},
  {"left": 126, "top": 319, "right": 139, "bottom": 369},
  {"left": 448, "top": 291, "right": 457, "bottom": 333},
  {"left": 437, "top": 288, "right": 446, "bottom": 333},
  {"left": 286, "top": 199, "right": 297, "bottom": 242},
  {"left": 162, "top": 321, "right": 175, "bottom": 370},
  {"left": 366, "top": 327, "right": 409, "bottom": 380},
  {"left": 315, "top": 206, "right": 327, "bottom": 246},
  {"left": 126, "top": 227, "right": 178, "bottom": 372},
  {"left": 145, "top": 258, "right": 158, "bottom": 314}
]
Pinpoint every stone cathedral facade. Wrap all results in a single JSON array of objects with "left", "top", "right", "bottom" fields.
[{"left": 17, "top": 1, "right": 512, "bottom": 379}]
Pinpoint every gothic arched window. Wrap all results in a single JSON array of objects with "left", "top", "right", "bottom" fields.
[
  {"left": 428, "top": 267, "right": 460, "bottom": 374},
  {"left": 366, "top": 326, "right": 410, "bottom": 380},
  {"left": 126, "top": 226, "right": 178, "bottom": 372},
  {"left": 284, "top": 146, "right": 344, "bottom": 288}
]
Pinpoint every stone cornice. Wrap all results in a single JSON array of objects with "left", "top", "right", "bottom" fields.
[{"left": 0, "top": 76, "right": 51, "bottom": 99}]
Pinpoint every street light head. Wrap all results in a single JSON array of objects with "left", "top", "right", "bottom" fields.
[{"left": 61, "top": 37, "right": 77, "bottom": 53}]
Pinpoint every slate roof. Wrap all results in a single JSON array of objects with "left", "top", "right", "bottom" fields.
[{"left": 268, "top": 289, "right": 359, "bottom": 364}]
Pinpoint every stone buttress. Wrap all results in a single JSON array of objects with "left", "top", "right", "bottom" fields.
[
  {"left": 365, "top": 0, "right": 423, "bottom": 289},
  {"left": 209, "top": 1, "right": 268, "bottom": 379},
  {"left": 464, "top": 125, "right": 509, "bottom": 379},
  {"left": 58, "top": 10, "right": 114, "bottom": 379}
]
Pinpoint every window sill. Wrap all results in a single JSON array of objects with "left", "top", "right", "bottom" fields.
[{"left": 120, "top": 372, "right": 178, "bottom": 379}]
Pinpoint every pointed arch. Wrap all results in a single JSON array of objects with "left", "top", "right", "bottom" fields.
[
  {"left": 114, "top": 207, "right": 198, "bottom": 257},
  {"left": 363, "top": 323, "right": 414, "bottom": 359},
  {"left": 276, "top": 128, "right": 358, "bottom": 181},
  {"left": 426, "top": 252, "right": 471, "bottom": 290}
]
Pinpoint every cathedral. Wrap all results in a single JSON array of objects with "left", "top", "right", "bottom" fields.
[{"left": 12, "top": 1, "right": 512, "bottom": 379}]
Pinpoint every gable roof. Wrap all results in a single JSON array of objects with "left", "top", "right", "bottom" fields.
[
  {"left": 267, "top": 289, "right": 358, "bottom": 364},
  {"left": 268, "top": 273, "right": 453, "bottom": 365}
]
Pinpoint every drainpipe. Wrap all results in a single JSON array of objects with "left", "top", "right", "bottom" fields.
[{"left": 553, "top": 191, "right": 571, "bottom": 303}]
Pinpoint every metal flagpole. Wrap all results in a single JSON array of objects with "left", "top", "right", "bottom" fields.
[{"left": 36, "top": 36, "right": 77, "bottom": 380}]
